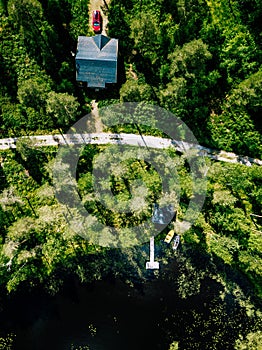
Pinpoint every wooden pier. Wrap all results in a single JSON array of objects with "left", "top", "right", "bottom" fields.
[{"left": 146, "top": 236, "right": 159, "bottom": 269}]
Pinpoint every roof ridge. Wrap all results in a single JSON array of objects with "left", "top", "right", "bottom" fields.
[{"left": 93, "top": 34, "right": 110, "bottom": 50}]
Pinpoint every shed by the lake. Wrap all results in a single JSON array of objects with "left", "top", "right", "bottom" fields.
[{"left": 75, "top": 34, "right": 118, "bottom": 89}]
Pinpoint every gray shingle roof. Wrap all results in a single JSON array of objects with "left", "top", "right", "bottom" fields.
[{"left": 75, "top": 34, "right": 118, "bottom": 88}]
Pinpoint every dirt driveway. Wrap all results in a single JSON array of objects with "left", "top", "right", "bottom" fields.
[
  {"left": 89, "top": 0, "right": 110, "bottom": 35},
  {"left": 88, "top": 0, "right": 111, "bottom": 132}
]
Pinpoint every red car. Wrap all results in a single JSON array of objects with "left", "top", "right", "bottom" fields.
[{"left": 92, "top": 10, "right": 102, "bottom": 33}]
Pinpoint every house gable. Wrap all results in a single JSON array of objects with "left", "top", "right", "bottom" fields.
[{"left": 75, "top": 34, "right": 118, "bottom": 88}]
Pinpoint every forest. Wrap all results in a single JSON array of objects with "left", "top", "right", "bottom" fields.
[{"left": 0, "top": 0, "right": 262, "bottom": 349}]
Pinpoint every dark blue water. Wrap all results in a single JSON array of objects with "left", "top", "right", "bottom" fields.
[
  {"left": 2, "top": 278, "right": 172, "bottom": 350},
  {"left": 1, "top": 256, "right": 259, "bottom": 350}
]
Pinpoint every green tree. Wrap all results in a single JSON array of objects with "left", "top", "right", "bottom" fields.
[
  {"left": 0, "top": 333, "right": 15, "bottom": 350},
  {"left": 220, "top": 26, "right": 259, "bottom": 85},
  {"left": 235, "top": 331, "right": 262, "bottom": 350},
  {"left": 46, "top": 91, "right": 80, "bottom": 127},
  {"left": 107, "top": 2, "right": 133, "bottom": 52},
  {"left": 160, "top": 39, "right": 218, "bottom": 142},
  {"left": 169, "top": 342, "right": 179, "bottom": 350},
  {"left": 1, "top": 101, "right": 25, "bottom": 135},
  {"left": 7, "top": 0, "right": 59, "bottom": 69},
  {"left": 120, "top": 79, "right": 154, "bottom": 102},
  {"left": 0, "top": 186, "right": 24, "bottom": 219},
  {"left": 130, "top": 11, "right": 161, "bottom": 65},
  {"left": 68, "top": 0, "right": 90, "bottom": 39},
  {"left": 17, "top": 78, "right": 51, "bottom": 111},
  {"left": 0, "top": 0, "right": 8, "bottom": 13},
  {"left": 208, "top": 70, "right": 262, "bottom": 157},
  {"left": 237, "top": 0, "right": 262, "bottom": 42}
]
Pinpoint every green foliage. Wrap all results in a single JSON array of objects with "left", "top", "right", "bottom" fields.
[
  {"left": 17, "top": 78, "right": 51, "bottom": 110},
  {"left": 70, "top": 345, "right": 90, "bottom": 350},
  {"left": 220, "top": 26, "right": 259, "bottom": 85},
  {"left": 0, "top": 0, "right": 88, "bottom": 138},
  {"left": 0, "top": 334, "right": 15, "bottom": 349},
  {"left": 77, "top": 144, "right": 164, "bottom": 231},
  {"left": 7, "top": 0, "right": 59, "bottom": 70},
  {"left": 46, "top": 91, "right": 80, "bottom": 127},
  {"left": 120, "top": 79, "right": 155, "bottom": 102},
  {"left": 176, "top": 255, "right": 205, "bottom": 298},
  {"left": 107, "top": 2, "right": 132, "bottom": 52},
  {"left": 169, "top": 341, "right": 179, "bottom": 350},
  {"left": 235, "top": 330, "right": 262, "bottom": 350},
  {"left": 130, "top": 11, "right": 161, "bottom": 64},
  {"left": 160, "top": 38, "right": 218, "bottom": 142},
  {"left": 208, "top": 70, "right": 262, "bottom": 157},
  {"left": 68, "top": 0, "right": 90, "bottom": 39},
  {"left": 237, "top": 0, "right": 262, "bottom": 42}
]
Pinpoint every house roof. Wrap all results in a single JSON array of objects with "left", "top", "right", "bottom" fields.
[{"left": 75, "top": 34, "right": 118, "bottom": 88}]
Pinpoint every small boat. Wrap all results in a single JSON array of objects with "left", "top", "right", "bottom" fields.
[
  {"left": 164, "top": 229, "right": 175, "bottom": 243},
  {"left": 172, "top": 235, "right": 180, "bottom": 250}
]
